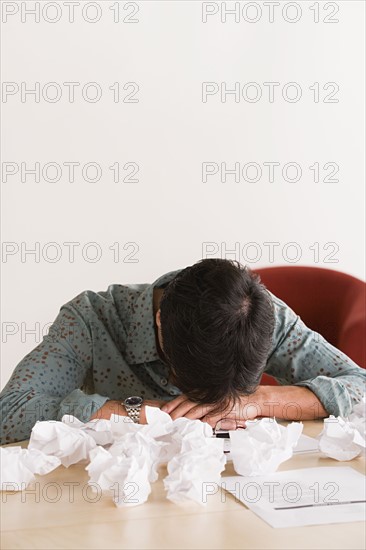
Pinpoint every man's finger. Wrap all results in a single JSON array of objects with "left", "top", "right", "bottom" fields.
[
  {"left": 184, "top": 403, "right": 217, "bottom": 420},
  {"left": 170, "top": 400, "right": 200, "bottom": 420},
  {"left": 217, "top": 418, "right": 238, "bottom": 430},
  {"left": 201, "top": 413, "right": 222, "bottom": 428},
  {"left": 161, "top": 394, "right": 187, "bottom": 414}
]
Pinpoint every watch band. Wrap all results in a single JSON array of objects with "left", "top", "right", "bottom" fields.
[
  {"left": 125, "top": 405, "right": 141, "bottom": 423},
  {"left": 123, "top": 396, "right": 143, "bottom": 423}
]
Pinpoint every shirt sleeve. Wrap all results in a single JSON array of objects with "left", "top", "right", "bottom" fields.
[
  {"left": 265, "top": 291, "right": 366, "bottom": 417},
  {"left": 0, "top": 305, "right": 110, "bottom": 444}
]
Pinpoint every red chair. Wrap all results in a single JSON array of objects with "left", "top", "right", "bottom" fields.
[{"left": 255, "top": 266, "right": 366, "bottom": 386}]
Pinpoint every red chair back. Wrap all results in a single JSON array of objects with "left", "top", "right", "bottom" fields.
[{"left": 254, "top": 266, "right": 366, "bottom": 385}]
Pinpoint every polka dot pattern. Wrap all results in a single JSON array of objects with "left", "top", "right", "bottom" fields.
[{"left": 0, "top": 268, "right": 183, "bottom": 444}]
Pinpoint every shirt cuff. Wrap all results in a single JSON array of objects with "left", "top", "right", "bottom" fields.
[
  {"left": 294, "top": 376, "right": 353, "bottom": 417},
  {"left": 57, "top": 389, "right": 110, "bottom": 423}
]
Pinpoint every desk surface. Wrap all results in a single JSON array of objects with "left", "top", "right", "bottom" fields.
[{"left": 1, "top": 421, "right": 365, "bottom": 550}]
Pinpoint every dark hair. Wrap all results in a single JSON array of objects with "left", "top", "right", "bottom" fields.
[{"left": 159, "top": 258, "right": 275, "bottom": 412}]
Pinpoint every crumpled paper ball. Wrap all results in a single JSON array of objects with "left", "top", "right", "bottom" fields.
[
  {"left": 164, "top": 434, "right": 226, "bottom": 505},
  {"left": 229, "top": 417, "right": 303, "bottom": 476},
  {"left": 0, "top": 446, "right": 61, "bottom": 490},
  {"left": 62, "top": 415, "right": 114, "bottom": 446},
  {"left": 28, "top": 419, "right": 97, "bottom": 467},
  {"left": 85, "top": 408, "right": 226, "bottom": 506},
  {"left": 86, "top": 446, "right": 152, "bottom": 507},
  {"left": 318, "top": 395, "right": 366, "bottom": 461}
]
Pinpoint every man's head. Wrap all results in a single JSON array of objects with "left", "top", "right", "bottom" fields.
[{"left": 156, "top": 258, "right": 275, "bottom": 410}]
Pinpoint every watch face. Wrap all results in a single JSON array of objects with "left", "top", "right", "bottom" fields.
[{"left": 125, "top": 396, "right": 143, "bottom": 407}]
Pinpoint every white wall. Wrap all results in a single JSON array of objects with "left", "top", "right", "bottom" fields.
[{"left": 1, "top": 0, "right": 365, "bottom": 388}]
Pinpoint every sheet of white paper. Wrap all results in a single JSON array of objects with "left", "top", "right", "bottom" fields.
[
  {"left": 292, "top": 434, "right": 319, "bottom": 454},
  {"left": 216, "top": 433, "right": 318, "bottom": 455},
  {"left": 224, "top": 466, "right": 366, "bottom": 528}
]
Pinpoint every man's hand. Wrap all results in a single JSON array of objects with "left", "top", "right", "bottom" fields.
[
  {"left": 161, "top": 394, "right": 220, "bottom": 422},
  {"left": 161, "top": 385, "right": 328, "bottom": 428},
  {"left": 90, "top": 399, "right": 166, "bottom": 424},
  {"left": 161, "top": 394, "right": 249, "bottom": 429}
]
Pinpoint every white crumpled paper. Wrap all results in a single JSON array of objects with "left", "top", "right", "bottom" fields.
[
  {"left": 86, "top": 446, "right": 152, "bottom": 507},
  {"left": 2, "top": 407, "right": 227, "bottom": 506},
  {"left": 62, "top": 415, "right": 114, "bottom": 446},
  {"left": 86, "top": 407, "right": 226, "bottom": 507},
  {"left": 163, "top": 422, "right": 225, "bottom": 505},
  {"left": 28, "top": 419, "right": 97, "bottom": 467},
  {"left": 318, "top": 395, "right": 366, "bottom": 461},
  {"left": 85, "top": 408, "right": 170, "bottom": 507},
  {"left": 0, "top": 446, "right": 60, "bottom": 490},
  {"left": 229, "top": 418, "right": 303, "bottom": 476}
]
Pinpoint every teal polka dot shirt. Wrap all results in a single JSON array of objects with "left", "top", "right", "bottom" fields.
[{"left": 1, "top": 268, "right": 365, "bottom": 444}]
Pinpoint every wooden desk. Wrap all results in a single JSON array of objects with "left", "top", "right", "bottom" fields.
[{"left": 1, "top": 421, "right": 365, "bottom": 550}]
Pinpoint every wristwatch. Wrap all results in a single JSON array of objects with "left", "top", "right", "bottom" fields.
[{"left": 123, "top": 396, "right": 143, "bottom": 423}]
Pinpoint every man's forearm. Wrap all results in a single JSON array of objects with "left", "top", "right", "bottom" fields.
[
  {"left": 164, "top": 386, "right": 330, "bottom": 427},
  {"left": 251, "top": 385, "right": 328, "bottom": 421},
  {"left": 89, "top": 400, "right": 128, "bottom": 420}
]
